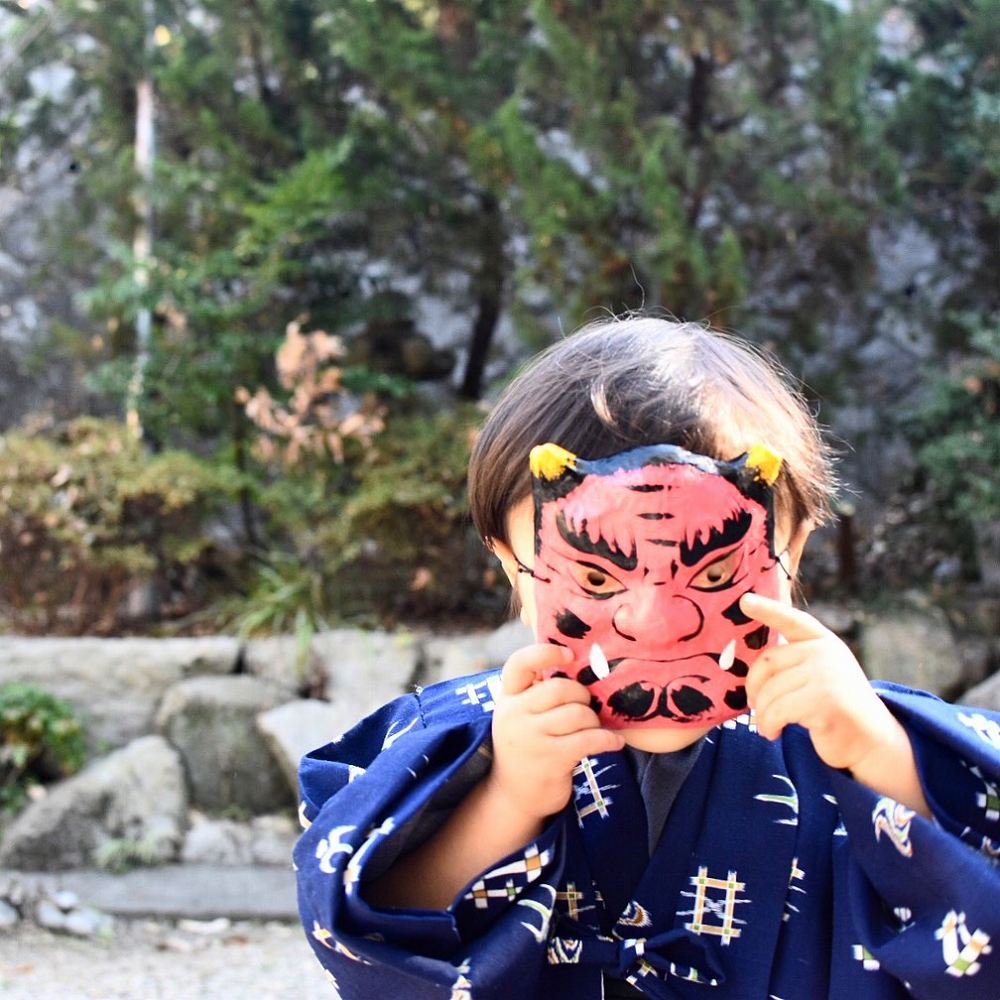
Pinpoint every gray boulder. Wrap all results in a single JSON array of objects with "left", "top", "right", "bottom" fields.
[
  {"left": 805, "top": 602, "right": 859, "bottom": 638},
  {"left": 312, "top": 628, "right": 419, "bottom": 712},
  {"left": 960, "top": 671, "right": 1000, "bottom": 712},
  {"left": 0, "top": 637, "right": 239, "bottom": 752},
  {"left": 483, "top": 618, "right": 534, "bottom": 663},
  {"left": 155, "top": 676, "right": 289, "bottom": 814},
  {"left": 257, "top": 699, "right": 348, "bottom": 795},
  {"left": 247, "top": 813, "right": 299, "bottom": 866},
  {"left": 243, "top": 635, "right": 322, "bottom": 698},
  {"left": 181, "top": 812, "right": 297, "bottom": 867},
  {"left": 420, "top": 619, "right": 532, "bottom": 687},
  {"left": 182, "top": 816, "right": 250, "bottom": 866},
  {"left": 0, "top": 735, "right": 186, "bottom": 871},
  {"left": 0, "top": 898, "right": 19, "bottom": 929},
  {"left": 860, "top": 603, "right": 963, "bottom": 696}
]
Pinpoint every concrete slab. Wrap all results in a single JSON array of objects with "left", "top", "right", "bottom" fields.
[{"left": 1, "top": 864, "right": 298, "bottom": 921}]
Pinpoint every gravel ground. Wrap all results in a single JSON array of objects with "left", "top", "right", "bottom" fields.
[{"left": 0, "top": 919, "right": 334, "bottom": 1000}]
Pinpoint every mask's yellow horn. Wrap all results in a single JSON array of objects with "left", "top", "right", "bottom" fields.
[
  {"left": 530, "top": 443, "right": 579, "bottom": 480},
  {"left": 745, "top": 444, "right": 782, "bottom": 485}
]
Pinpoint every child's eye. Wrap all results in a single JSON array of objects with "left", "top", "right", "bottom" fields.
[
  {"left": 689, "top": 549, "right": 742, "bottom": 592},
  {"left": 569, "top": 561, "right": 627, "bottom": 597}
]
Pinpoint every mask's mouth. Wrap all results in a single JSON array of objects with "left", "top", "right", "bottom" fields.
[
  {"left": 577, "top": 641, "right": 749, "bottom": 685},
  {"left": 606, "top": 673, "right": 717, "bottom": 722}
]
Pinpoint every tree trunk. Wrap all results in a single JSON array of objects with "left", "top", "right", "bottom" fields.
[
  {"left": 232, "top": 405, "right": 260, "bottom": 552},
  {"left": 459, "top": 192, "right": 505, "bottom": 401},
  {"left": 685, "top": 51, "right": 712, "bottom": 145}
]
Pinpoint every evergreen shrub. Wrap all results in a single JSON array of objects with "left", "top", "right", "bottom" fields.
[
  {"left": 0, "top": 418, "right": 239, "bottom": 633},
  {"left": 236, "top": 402, "right": 506, "bottom": 632},
  {"left": 0, "top": 683, "right": 86, "bottom": 815}
]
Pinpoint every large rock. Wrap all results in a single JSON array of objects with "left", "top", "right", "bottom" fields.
[
  {"left": 952, "top": 588, "right": 1000, "bottom": 638},
  {"left": 311, "top": 628, "right": 419, "bottom": 712},
  {"left": 257, "top": 699, "right": 348, "bottom": 795},
  {"left": 243, "top": 635, "right": 323, "bottom": 698},
  {"left": 155, "top": 676, "right": 289, "bottom": 814},
  {"left": 420, "top": 634, "right": 494, "bottom": 687},
  {"left": 960, "top": 670, "right": 1000, "bottom": 712},
  {"left": 0, "top": 736, "right": 186, "bottom": 871},
  {"left": 805, "top": 602, "right": 859, "bottom": 638},
  {"left": 482, "top": 618, "right": 534, "bottom": 666},
  {"left": 0, "top": 637, "right": 240, "bottom": 752},
  {"left": 420, "top": 619, "right": 532, "bottom": 687},
  {"left": 860, "top": 604, "right": 964, "bottom": 696},
  {"left": 181, "top": 812, "right": 297, "bottom": 867}
]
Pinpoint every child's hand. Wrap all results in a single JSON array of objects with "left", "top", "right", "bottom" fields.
[
  {"left": 740, "top": 593, "right": 906, "bottom": 772},
  {"left": 488, "top": 644, "right": 626, "bottom": 824}
]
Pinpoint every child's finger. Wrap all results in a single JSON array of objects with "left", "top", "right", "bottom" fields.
[
  {"left": 557, "top": 727, "right": 626, "bottom": 763},
  {"left": 748, "top": 661, "right": 811, "bottom": 719},
  {"left": 521, "top": 677, "right": 593, "bottom": 713},
  {"left": 539, "top": 701, "right": 603, "bottom": 737},
  {"left": 739, "top": 592, "right": 830, "bottom": 643},
  {"left": 745, "top": 641, "right": 815, "bottom": 704},
  {"left": 501, "top": 644, "right": 573, "bottom": 697},
  {"left": 754, "top": 684, "right": 816, "bottom": 741}
]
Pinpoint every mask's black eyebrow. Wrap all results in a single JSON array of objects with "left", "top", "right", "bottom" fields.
[
  {"left": 627, "top": 484, "right": 664, "bottom": 493},
  {"left": 679, "top": 508, "right": 753, "bottom": 567},
  {"left": 555, "top": 511, "right": 638, "bottom": 571}
]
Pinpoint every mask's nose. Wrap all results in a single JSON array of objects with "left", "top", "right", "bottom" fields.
[{"left": 612, "top": 591, "right": 704, "bottom": 644}]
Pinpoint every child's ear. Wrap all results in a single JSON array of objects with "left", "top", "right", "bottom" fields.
[
  {"left": 487, "top": 538, "right": 519, "bottom": 588},
  {"left": 488, "top": 538, "right": 526, "bottom": 620},
  {"left": 785, "top": 520, "right": 813, "bottom": 577}
]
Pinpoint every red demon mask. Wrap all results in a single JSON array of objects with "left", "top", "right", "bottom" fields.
[{"left": 529, "top": 442, "right": 784, "bottom": 730}]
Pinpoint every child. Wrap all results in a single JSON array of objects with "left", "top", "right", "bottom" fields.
[{"left": 294, "top": 316, "right": 1000, "bottom": 999}]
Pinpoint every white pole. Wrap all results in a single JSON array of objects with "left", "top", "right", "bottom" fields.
[{"left": 126, "top": 0, "right": 155, "bottom": 440}]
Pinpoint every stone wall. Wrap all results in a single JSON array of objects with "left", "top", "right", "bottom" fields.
[
  {"left": 0, "top": 620, "right": 532, "bottom": 872},
  {"left": 1, "top": 602, "right": 997, "bottom": 874}
]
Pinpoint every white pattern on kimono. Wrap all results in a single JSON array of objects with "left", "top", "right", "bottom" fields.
[
  {"left": 755, "top": 774, "right": 799, "bottom": 826},
  {"left": 382, "top": 717, "right": 418, "bottom": 750},
  {"left": 957, "top": 712, "right": 1000, "bottom": 751},
  {"left": 872, "top": 797, "right": 915, "bottom": 858},
  {"left": 455, "top": 675, "right": 503, "bottom": 714},
  {"left": 852, "top": 944, "right": 880, "bottom": 971},
  {"left": 450, "top": 957, "right": 473, "bottom": 1000},
  {"left": 343, "top": 817, "right": 396, "bottom": 895},
  {"left": 678, "top": 867, "right": 750, "bottom": 946},
  {"left": 518, "top": 884, "right": 556, "bottom": 943},
  {"left": 572, "top": 757, "right": 619, "bottom": 825},
  {"left": 967, "top": 763, "right": 1000, "bottom": 822},
  {"left": 935, "top": 910, "right": 992, "bottom": 978},
  {"left": 316, "top": 824, "right": 356, "bottom": 873}
]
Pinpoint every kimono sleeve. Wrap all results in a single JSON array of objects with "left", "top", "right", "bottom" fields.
[
  {"left": 829, "top": 683, "right": 1000, "bottom": 998},
  {"left": 293, "top": 687, "right": 565, "bottom": 999}
]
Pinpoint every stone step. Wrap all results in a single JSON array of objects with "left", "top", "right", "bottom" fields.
[{"left": 1, "top": 864, "right": 298, "bottom": 921}]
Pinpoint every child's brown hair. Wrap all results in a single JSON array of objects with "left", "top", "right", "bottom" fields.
[{"left": 468, "top": 316, "right": 837, "bottom": 547}]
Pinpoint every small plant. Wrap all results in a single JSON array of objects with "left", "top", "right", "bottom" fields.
[
  {"left": 237, "top": 319, "right": 385, "bottom": 465},
  {"left": 0, "top": 684, "right": 86, "bottom": 815},
  {"left": 896, "top": 316, "right": 1000, "bottom": 582},
  {"left": 913, "top": 322, "right": 1000, "bottom": 525},
  {"left": 226, "top": 553, "right": 331, "bottom": 682},
  {"left": 92, "top": 835, "right": 165, "bottom": 873}
]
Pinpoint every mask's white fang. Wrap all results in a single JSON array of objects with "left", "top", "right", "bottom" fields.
[
  {"left": 719, "top": 639, "right": 737, "bottom": 672},
  {"left": 589, "top": 643, "right": 610, "bottom": 679}
]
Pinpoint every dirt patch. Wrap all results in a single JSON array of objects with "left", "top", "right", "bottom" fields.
[{"left": 0, "top": 919, "right": 331, "bottom": 1000}]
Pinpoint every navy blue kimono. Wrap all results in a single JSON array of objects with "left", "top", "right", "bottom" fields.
[{"left": 294, "top": 669, "right": 1000, "bottom": 998}]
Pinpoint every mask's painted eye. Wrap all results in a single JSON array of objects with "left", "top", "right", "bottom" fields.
[
  {"left": 689, "top": 548, "right": 742, "bottom": 592},
  {"left": 568, "top": 561, "right": 627, "bottom": 597}
]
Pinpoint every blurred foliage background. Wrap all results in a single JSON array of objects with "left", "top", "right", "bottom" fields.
[{"left": 0, "top": 0, "right": 997, "bottom": 636}]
